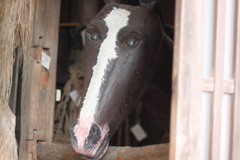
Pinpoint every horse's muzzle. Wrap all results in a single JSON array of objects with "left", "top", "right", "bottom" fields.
[
  {"left": 79, "top": 135, "right": 110, "bottom": 160},
  {"left": 69, "top": 120, "right": 110, "bottom": 160}
]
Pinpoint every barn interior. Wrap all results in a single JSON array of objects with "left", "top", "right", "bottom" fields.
[
  {"left": 1, "top": 0, "right": 239, "bottom": 160},
  {"left": 2, "top": 0, "right": 175, "bottom": 159}
]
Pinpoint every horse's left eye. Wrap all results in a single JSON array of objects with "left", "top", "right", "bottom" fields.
[
  {"left": 120, "top": 34, "right": 141, "bottom": 48},
  {"left": 90, "top": 32, "right": 101, "bottom": 41},
  {"left": 127, "top": 38, "right": 136, "bottom": 47}
]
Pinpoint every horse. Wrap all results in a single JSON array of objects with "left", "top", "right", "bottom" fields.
[{"left": 69, "top": 0, "right": 173, "bottom": 159}]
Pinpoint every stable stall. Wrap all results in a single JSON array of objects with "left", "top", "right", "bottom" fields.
[{"left": 0, "top": 0, "right": 239, "bottom": 160}]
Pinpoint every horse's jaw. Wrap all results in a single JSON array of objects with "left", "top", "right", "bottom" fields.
[{"left": 69, "top": 118, "right": 110, "bottom": 160}]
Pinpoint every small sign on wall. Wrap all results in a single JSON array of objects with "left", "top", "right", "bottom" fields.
[
  {"left": 130, "top": 124, "right": 148, "bottom": 142},
  {"left": 69, "top": 90, "right": 81, "bottom": 107},
  {"left": 41, "top": 51, "right": 51, "bottom": 70}
]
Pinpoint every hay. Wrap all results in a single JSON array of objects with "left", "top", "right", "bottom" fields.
[
  {"left": 54, "top": 67, "right": 84, "bottom": 143},
  {"left": 0, "top": 0, "right": 34, "bottom": 160}
]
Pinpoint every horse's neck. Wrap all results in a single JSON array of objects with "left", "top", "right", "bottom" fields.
[{"left": 140, "top": 34, "right": 173, "bottom": 132}]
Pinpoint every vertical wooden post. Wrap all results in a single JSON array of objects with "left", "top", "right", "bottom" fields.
[
  {"left": 231, "top": 1, "right": 240, "bottom": 159},
  {"left": 210, "top": 1, "right": 226, "bottom": 159},
  {"left": 171, "top": 0, "right": 240, "bottom": 159},
  {"left": 170, "top": 0, "right": 204, "bottom": 160},
  {"left": 19, "top": 1, "right": 61, "bottom": 160}
]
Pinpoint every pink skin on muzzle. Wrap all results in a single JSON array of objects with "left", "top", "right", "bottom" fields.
[{"left": 73, "top": 116, "right": 110, "bottom": 158}]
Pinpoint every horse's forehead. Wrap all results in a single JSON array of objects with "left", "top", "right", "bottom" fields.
[{"left": 95, "top": 3, "right": 147, "bottom": 26}]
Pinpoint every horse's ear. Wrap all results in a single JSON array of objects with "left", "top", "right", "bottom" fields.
[
  {"left": 104, "top": 0, "right": 121, "bottom": 4},
  {"left": 139, "top": 0, "right": 160, "bottom": 14}
]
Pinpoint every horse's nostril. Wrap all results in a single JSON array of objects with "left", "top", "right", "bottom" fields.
[
  {"left": 90, "top": 123, "right": 99, "bottom": 135},
  {"left": 84, "top": 123, "right": 101, "bottom": 149}
]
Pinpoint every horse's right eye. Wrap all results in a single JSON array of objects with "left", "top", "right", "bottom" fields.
[
  {"left": 90, "top": 32, "right": 101, "bottom": 41},
  {"left": 86, "top": 26, "right": 102, "bottom": 42}
]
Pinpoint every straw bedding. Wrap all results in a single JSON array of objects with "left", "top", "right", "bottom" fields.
[{"left": 0, "top": 0, "right": 34, "bottom": 159}]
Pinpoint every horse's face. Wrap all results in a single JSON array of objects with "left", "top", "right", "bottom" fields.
[{"left": 69, "top": 1, "right": 163, "bottom": 159}]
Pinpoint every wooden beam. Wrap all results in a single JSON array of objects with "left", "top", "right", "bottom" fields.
[
  {"left": 202, "top": 78, "right": 235, "bottom": 94},
  {"left": 59, "top": 23, "right": 80, "bottom": 27},
  {"left": 231, "top": 0, "right": 240, "bottom": 159},
  {"left": 59, "top": 22, "right": 88, "bottom": 27},
  {"left": 210, "top": 0, "right": 226, "bottom": 159},
  {"left": 19, "top": 1, "right": 61, "bottom": 160},
  {"left": 37, "top": 143, "right": 169, "bottom": 160},
  {"left": 170, "top": 0, "right": 204, "bottom": 160}
]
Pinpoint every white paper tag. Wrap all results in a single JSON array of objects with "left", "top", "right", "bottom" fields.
[
  {"left": 69, "top": 90, "right": 81, "bottom": 106},
  {"left": 41, "top": 52, "right": 51, "bottom": 70},
  {"left": 56, "top": 89, "right": 61, "bottom": 101},
  {"left": 130, "top": 124, "right": 147, "bottom": 142},
  {"left": 81, "top": 29, "right": 86, "bottom": 47}
]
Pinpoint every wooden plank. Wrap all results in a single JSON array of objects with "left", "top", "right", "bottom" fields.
[
  {"left": 37, "top": 142, "right": 169, "bottom": 160},
  {"left": 169, "top": 0, "right": 182, "bottom": 158},
  {"left": 231, "top": 0, "right": 240, "bottom": 159},
  {"left": 210, "top": 1, "right": 226, "bottom": 159},
  {"left": 170, "top": 0, "right": 204, "bottom": 160},
  {"left": 223, "top": 79, "right": 234, "bottom": 94},
  {"left": 33, "top": 0, "right": 61, "bottom": 142},
  {"left": 202, "top": 78, "right": 234, "bottom": 94},
  {"left": 19, "top": 1, "right": 61, "bottom": 160},
  {"left": 202, "top": 77, "right": 214, "bottom": 92},
  {"left": 59, "top": 23, "right": 80, "bottom": 27}
]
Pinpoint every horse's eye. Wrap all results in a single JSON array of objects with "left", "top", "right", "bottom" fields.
[
  {"left": 127, "top": 38, "right": 136, "bottom": 47},
  {"left": 120, "top": 33, "right": 141, "bottom": 48},
  {"left": 91, "top": 32, "right": 101, "bottom": 41}
]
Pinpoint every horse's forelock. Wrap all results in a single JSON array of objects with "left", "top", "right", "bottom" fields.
[{"left": 118, "top": 0, "right": 164, "bottom": 25}]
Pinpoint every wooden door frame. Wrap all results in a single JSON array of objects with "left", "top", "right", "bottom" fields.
[{"left": 19, "top": 1, "right": 61, "bottom": 159}]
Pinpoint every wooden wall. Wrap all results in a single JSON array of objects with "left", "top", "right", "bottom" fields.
[
  {"left": 170, "top": 0, "right": 240, "bottom": 159},
  {"left": 16, "top": 0, "right": 240, "bottom": 159},
  {"left": 19, "top": 1, "right": 61, "bottom": 160}
]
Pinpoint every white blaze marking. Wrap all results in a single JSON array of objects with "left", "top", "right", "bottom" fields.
[{"left": 80, "top": 8, "right": 130, "bottom": 117}]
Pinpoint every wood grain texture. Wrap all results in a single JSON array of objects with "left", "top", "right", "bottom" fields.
[
  {"left": 231, "top": 0, "right": 240, "bottom": 159},
  {"left": 170, "top": 0, "right": 204, "bottom": 160},
  {"left": 37, "top": 142, "right": 169, "bottom": 160},
  {"left": 210, "top": 1, "right": 226, "bottom": 159},
  {"left": 19, "top": 1, "right": 61, "bottom": 160}
]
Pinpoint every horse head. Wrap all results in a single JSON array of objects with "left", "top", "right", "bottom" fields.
[{"left": 69, "top": 0, "right": 170, "bottom": 159}]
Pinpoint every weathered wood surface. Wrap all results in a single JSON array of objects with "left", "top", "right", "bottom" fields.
[
  {"left": 170, "top": 0, "right": 204, "bottom": 160},
  {"left": 37, "top": 143, "right": 169, "bottom": 160},
  {"left": 171, "top": 0, "right": 240, "bottom": 160},
  {"left": 231, "top": 0, "right": 240, "bottom": 159},
  {"left": 19, "top": 0, "right": 61, "bottom": 160},
  {"left": 202, "top": 78, "right": 235, "bottom": 94},
  {"left": 210, "top": 1, "right": 227, "bottom": 159}
]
